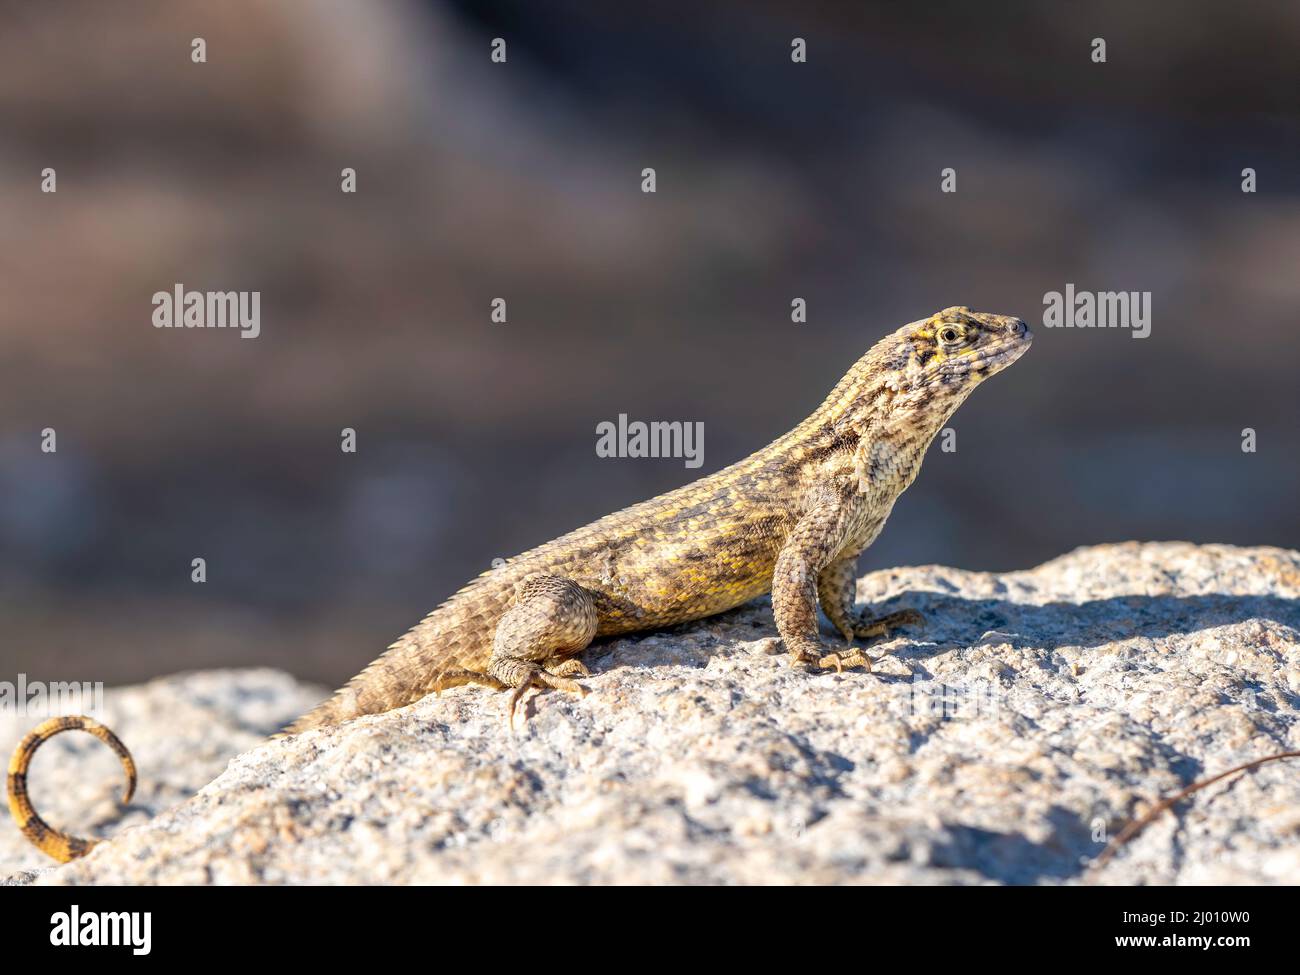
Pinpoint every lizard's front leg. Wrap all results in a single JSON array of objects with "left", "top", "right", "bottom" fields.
[
  {"left": 772, "top": 485, "right": 871, "bottom": 673},
  {"left": 817, "top": 555, "right": 924, "bottom": 647},
  {"left": 487, "top": 574, "right": 598, "bottom": 727}
]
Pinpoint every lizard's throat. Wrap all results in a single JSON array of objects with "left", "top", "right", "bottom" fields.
[{"left": 883, "top": 381, "right": 976, "bottom": 442}]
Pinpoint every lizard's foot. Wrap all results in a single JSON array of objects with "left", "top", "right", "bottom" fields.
[
  {"left": 851, "top": 608, "right": 924, "bottom": 642},
  {"left": 543, "top": 656, "right": 590, "bottom": 679},
  {"left": 817, "top": 648, "right": 872, "bottom": 673},
  {"left": 786, "top": 639, "right": 872, "bottom": 674},
  {"left": 496, "top": 660, "right": 590, "bottom": 730}
]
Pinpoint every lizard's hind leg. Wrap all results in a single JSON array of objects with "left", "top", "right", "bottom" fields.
[{"left": 487, "top": 574, "right": 598, "bottom": 727}]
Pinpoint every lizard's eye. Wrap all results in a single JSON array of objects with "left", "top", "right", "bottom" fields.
[{"left": 938, "top": 325, "right": 962, "bottom": 346}]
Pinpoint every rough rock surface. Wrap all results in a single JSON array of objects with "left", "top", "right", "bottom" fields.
[
  {"left": 4, "top": 542, "right": 1299, "bottom": 885},
  {"left": 0, "top": 670, "right": 324, "bottom": 884}
]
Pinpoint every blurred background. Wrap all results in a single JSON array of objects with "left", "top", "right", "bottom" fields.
[{"left": 1, "top": 0, "right": 1297, "bottom": 686}]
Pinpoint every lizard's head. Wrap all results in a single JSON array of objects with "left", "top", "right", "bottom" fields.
[{"left": 886, "top": 306, "right": 1031, "bottom": 402}]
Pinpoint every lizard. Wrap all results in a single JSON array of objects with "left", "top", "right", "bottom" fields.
[{"left": 7, "top": 305, "right": 1031, "bottom": 862}]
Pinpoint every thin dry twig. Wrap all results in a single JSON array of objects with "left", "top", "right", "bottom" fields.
[{"left": 1092, "top": 750, "right": 1300, "bottom": 869}]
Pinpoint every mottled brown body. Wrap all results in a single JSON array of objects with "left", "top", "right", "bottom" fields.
[
  {"left": 286, "top": 306, "right": 1031, "bottom": 731},
  {"left": 8, "top": 306, "right": 1030, "bottom": 860}
]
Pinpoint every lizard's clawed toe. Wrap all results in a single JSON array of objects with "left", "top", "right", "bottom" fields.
[
  {"left": 504, "top": 666, "right": 590, "bottom": 730},
  {"left": 818, "top": 649, "right": 872, "bottom": 673},
  {"left": 506, "top": 682, "right": 535, "bottom": 731}
]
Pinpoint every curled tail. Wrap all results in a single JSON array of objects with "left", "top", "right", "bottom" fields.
[{"left": 6, "top": 715, "right": 136, "bottom": 863}]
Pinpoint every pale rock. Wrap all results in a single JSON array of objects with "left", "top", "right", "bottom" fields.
[{"left": 3, "top": 543, "right": 1297, "bottom": 885}]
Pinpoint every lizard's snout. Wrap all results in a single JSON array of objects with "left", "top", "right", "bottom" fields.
[{"left": 1004, "top": 317, "right": 1030, "bottom": 339}]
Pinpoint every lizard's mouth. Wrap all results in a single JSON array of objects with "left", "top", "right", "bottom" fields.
[{"left": 943, "top": 330, "right": 1032, "bottom": 379}]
